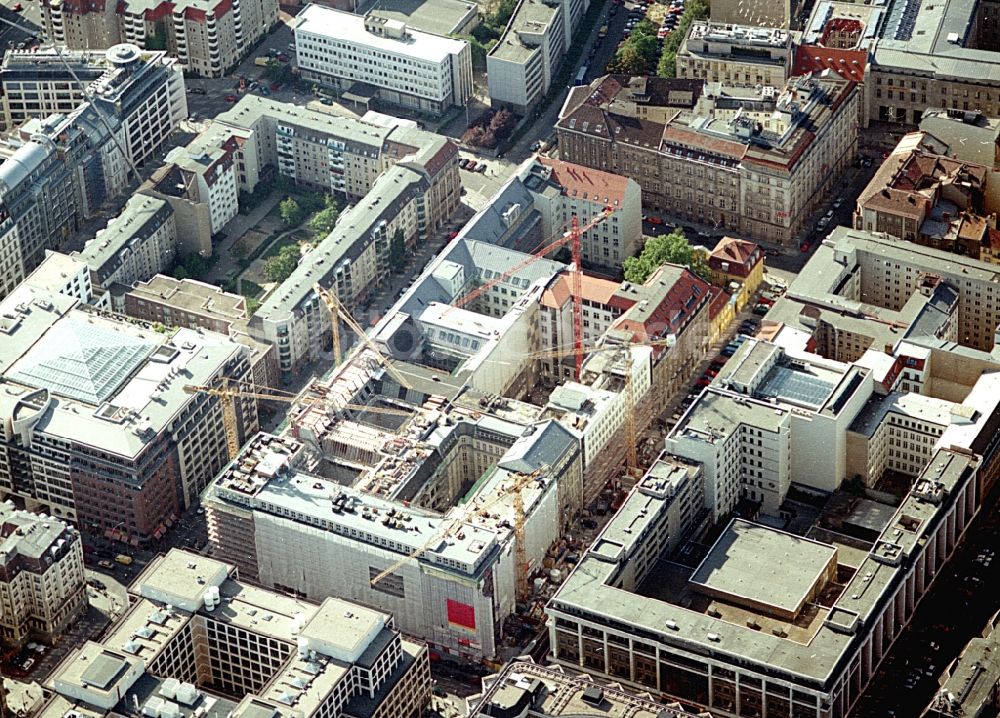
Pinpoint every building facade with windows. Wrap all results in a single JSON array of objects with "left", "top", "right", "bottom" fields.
[
  {"left": 42, "top": 548, "right": 431, "bottom": 718},
  {"left": 293, "top": 5, "right": 472, "bottom": 114},
  {"left": 0, "top": 503, "right": 87, "bottom": 648},
  {"left": 0, "top": 287, "right": 258, "bottom": 543},
  {"left": 676, "top": 22, "right": 793, "bottom": 88},
  {"left": 487, "top": 0, "right": 565, "bottom": 115},
  {"left": 557, "top": 73, "right": 859, "bottom": 247}
]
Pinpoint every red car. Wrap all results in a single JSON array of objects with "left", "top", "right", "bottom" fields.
[
  {"left": 448, "top": 230, "right": 459, "bottom": 239},
  {"left": 269, "top": 81, "right": 281, "bottom": 91},
  {"left": 277, "top": 53, "right": 290, "bottom": 63},
  {"left": 647, "top": 216, "right": 663, "bottom": 225},
  {"left": 696, "top": 377, "right": 712, "bottom": 387},
  {"left": 225, "top": 95, "right": 238, "bottom": 103},
  {"left": 12, "top": 3, "right": 23, "bottom": 10},
  {"left": 800, "top": 242, "right": 810, "bottom": 253}
]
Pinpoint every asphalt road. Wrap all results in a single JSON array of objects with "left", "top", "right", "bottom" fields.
[
  {"left": 852, "top": 478, "right": 1000, "bottom": 718},
  {"left": 0, "top": 0, "right": 42, "bottom": 52}
]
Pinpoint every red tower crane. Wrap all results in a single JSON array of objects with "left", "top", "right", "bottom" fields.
[{"left": 454, "top": 207, "right": 614, "bottom": 379}]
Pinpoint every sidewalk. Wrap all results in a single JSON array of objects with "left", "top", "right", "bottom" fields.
[{"left": 207, "top": 191, "right": 283, "bottom": 284}]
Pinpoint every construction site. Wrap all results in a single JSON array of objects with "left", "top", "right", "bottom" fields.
[{"left": 195, "top": 190, "right": 715, "bottom": 666}]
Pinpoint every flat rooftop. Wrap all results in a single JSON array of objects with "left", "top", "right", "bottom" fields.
[
  {"left": 294, "top": 4, "right": 467, "bottom": 63},
  {"left": 356, "top": 0, "right": 478, "bottom": 36},
  {"left": 488, "top": 0, "right": 557, "bottom": 64},
  {"left": 690, "top": 520, "right": 838, "bottom": 619}
]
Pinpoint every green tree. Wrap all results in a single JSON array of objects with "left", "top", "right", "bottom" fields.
[
  {"left": 263, "top": 59, "right": 292, "bottom": 83},
  {"left": 310, "top": 199, "right": 341, "bottom": 235},
  {"left": 245, "top": 296, "right": 263, "bottom": 314},
  {"left": 280, "top": 197, "right": 305, "bottom": 226},
  {"left": 264, "top": 244, "right": 301, "bottom": 282},
  {"left": 171, "top": 264, "right": 190, "bottom": 280},
  {"left": 623, "top": 229, "right": 708, "bottom": 283},
  {"left": 388, "top": 228, "right": 407, "bottom": 274}
]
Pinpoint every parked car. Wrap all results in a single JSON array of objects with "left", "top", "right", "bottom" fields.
[
  {"left": 647, "top": 216, "right": 664, "bottom": 225},
  {"left": 476, "top": 162, "right": 487, "bottom": 173},
  {"left": 98, "top": 559, "right": 115, "bottom": 569},
  {"left": 188, "top": 87, "right": 207, "bottom": 95},
  {"left": 225, "top": 94, "right": 238, "bottom": 103},
  {"left": 12, "top": 4, "right": 23, "bottom": 11},
  {"left": 753, "top": 303, "right": 770, "bottom": 315}
]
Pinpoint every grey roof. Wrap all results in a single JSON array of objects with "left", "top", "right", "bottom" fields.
[
  {"left": 80, "top": 652, "right": 130, "bottom": 690},
  {"left": 7, "top": 317, "right": 156, "bottom": 404},
  {"left": 0, "top": 503, "right": 76, "bottom": 564},
  {"left": 497, "top": 419, "right": 577, "bottom": 474},
  {"left": 254, "top": 165, "right": 428, "bottom": 322},
  {"left": 357, "top": 0, "right": 478, "bottom": 36},
  {"left": 488, "top": 0, "right": 560, "bottom": 64},
  {"left": 689, "top": 519, "right": 837, "bottom": 617},
  {"left": 75, "top": 195, "right": 173, "bottom": 281},
  {"left": 0, "top": 142, "right": 49, "bottom": 193}
]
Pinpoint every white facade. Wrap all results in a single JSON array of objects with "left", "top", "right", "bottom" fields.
[
  {"left": 487, "top": 0, "right": 566, "bottom": 114},
  {"left": 294, "top": 5, "right": 472, "bottom": 113},
  {"left": 667, "top": 389, "right": 791, "bottom": 519}
]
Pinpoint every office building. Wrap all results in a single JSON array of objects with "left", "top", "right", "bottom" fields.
[
  {"left": 75, "top": 194, "right": 178, "bottom": 291},
  {"left": 676, "top": 22, "right": 793, "bottom": 88},
  {"left": 471, "top": 659, "right": 713, "bottom": 717},
  {"left": 487, "top": 0, "right": 566, "bottom": 115},
  {"left": 0, "top": 286, "right": 259, "bottom": 543},
  {"left": 0, "top": 502, "right": 87, "bottom": 648},
  {"left": 558, "top": 73, "right": 859, "bottom": 247},
  {"left": 41, "top": 548, "right": 431, "bottom": 718},
  {"left": 518, "top": 156, "right": 642, "bottom": 272},
  {"left": 22, "top": 252, "right": 95, "bottom": 305},
  {"left": 205, "top": 427, "right": 580, "bottom": 661},
  {"left": 122, "top": 275, "right": 279, "bottom": 392},
  {"left": 548, "top": 447, "right": 983, "bottom": 718},
  {"left": 868, "top": 0, "right": 1000, "bottom": 125},
  {"left": 0, "top": 44, "right": 187, "bottom": 168},
  {"left": 293, "top": 5, "right": 472, "bottom": 114}
]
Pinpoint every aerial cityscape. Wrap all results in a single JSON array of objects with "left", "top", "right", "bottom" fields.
[{"left": 1, "top": 0, "right": 1000, "bottom": 713}]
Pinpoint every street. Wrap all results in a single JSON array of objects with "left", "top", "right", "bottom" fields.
[{"left": 852, "top": 476, "right": 1000, "bottom": 717}]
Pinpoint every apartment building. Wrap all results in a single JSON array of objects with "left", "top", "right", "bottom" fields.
[
  {"left": 40, "top": 0, "right": 120, "bottom": 51},
  {"left": 487, "top": 0, "right": 566, "bottom": 114},
  {"left": 74, "top": 194, "right": 178, "bottom": 290},
  {"left": 548, "top": 446, "right": 982, "bottom": 718},
  {"left": 293, "top": 5, "right": 472, "bottom": 114},
  {"left": 250, "top": 166, "right": 429, "bottom": 376},
  {"left": 707, "top": 235, "right": 764, "bottom": 308},
  {"left": 854, "top": 134, "right": 993, "bottom": 257},
  {"left": 518, "top": 156, "right": 642, "bottom": 272},
  {"left": 0, "top": 286, "right": 258, "bottom": 543},
  {"left": 42, "top": 548, "right": 430, "bottom": 718},
  {"left": 123, "top": 275, "right": 279, "bottom": 391},
  {"left": 558, "top": 73, "right": 859, "bottom": 247},
  {"left": 0, "top": 44, "right": 187, "bottom": 167},
  {"left": 0, "top": 503, "right": 87, "bottom": 647},
  {"left": 676, "top": 22, "right": 793, "bottom": 87}
]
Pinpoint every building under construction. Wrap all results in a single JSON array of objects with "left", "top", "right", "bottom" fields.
[{"left": 204, "top": 172, "right": 714, "bottom": 663}]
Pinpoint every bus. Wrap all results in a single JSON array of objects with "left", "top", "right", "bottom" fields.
[{"left": 573, "top": 65, "right": 588, "bottom": 86}]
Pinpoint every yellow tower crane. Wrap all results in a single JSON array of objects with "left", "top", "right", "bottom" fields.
[
  {"left": 370, "top": 466, "right": 548, "bottom": 602},
  {"left": 183, "top": 382, "right": 416, "bottom": 461},
  {"left": 524, "top": 337, "right": 677, "bottom": 476},
  {"left": 313, "top": 283, "right": 412, "bottom": 390}
]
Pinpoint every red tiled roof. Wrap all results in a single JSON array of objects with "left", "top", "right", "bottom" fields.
[
  {"left": 540, "top": 272, "right": 623, "bottom": 309},
  {"left": 708, "top": 287, "right": 730, "bottom": 320},
  {"left": 537, "top": 156, "right": 631, "bottom": 206},
  {"left": 793, "top": 46, "right": 867, "bottom": 83},
  {"left": 709, "top": 236, "right": 762, "bottom": 277},
  {"left": 612, "top": 265, "right": 710, "bottom": 341}
]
